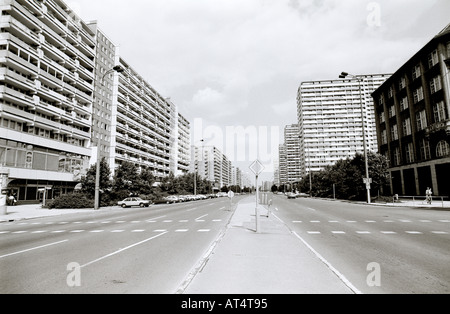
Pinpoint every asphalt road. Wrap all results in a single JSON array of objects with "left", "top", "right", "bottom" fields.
[
  {"left": 0, "top": 197, "right": 238, "bottom": 294},
  {"left": 271, "top": 195, "right": 450, "bottom": 294}
]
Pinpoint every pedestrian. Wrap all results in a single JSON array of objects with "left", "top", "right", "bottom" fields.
[
  {"left": 425, "top": 187, "right": 432, "bottom": 205},
  {"left": 8, "top": 194, "right": 16, "bottom": 206}
]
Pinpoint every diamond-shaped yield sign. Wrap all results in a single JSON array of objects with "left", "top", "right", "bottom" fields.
[{"left": 249, "top": 160, "right": 265, "bottom": 176}]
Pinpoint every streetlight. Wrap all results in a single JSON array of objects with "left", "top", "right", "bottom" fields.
[
  {"left": 339, "top": 72, "right": 371, "bottom": 204},
  {"left": 94, "top": 65, "right": 125, "bottom": 210}
]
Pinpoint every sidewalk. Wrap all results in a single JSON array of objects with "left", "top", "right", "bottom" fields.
[
  {"left": 0, "top": 204, "right": 99, "bottom": 223},
  {"left": 183, "top": 198, "right": 355, "bottom": 294}
]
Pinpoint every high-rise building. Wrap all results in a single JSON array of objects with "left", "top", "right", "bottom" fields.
[
  {"left": 372, "top": 24, "right": 450, "bottom": 197},
  {"left": 284, "top": 124, "right": 301, "bottom": 184},
  {"left": 278, "top": 144, "right": 287, "bottom": 185},
  {"left": 0, "top": 0, "right": 190, "bottom": 203},
  {"left": 0, "top": 0, "right": 96, "bottom": 202},
  {"left": 297, "top": 74, "right": 390, "bottom": 178}
]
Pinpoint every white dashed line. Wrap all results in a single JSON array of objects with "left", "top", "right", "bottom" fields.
[
  {"left": 331, "top": 231, "right": 346, "bottom": 234},
  {"left": 131, "top": 229, "right": 145, "bottom": 232},
  {"left": 405, "top": 231, "right": 422, "bottom": 234},
  {"left": 380, "top": 231, "right": 397, "bottom": 234},
  {"left": 111, "top": 230, "right": 125, "bottom": 233},
  {"left": 70, "top": 230, "right": 85, "bottom": 233},
  {"left": 90, "top": 230, "right": 104, "bottom": 233},
  {"left": 307, "top": 231, "right": 321, "bottom": 234},
  {"left": 431, "top": 231, "right": 449, "bottom": 234},
  {"left": 175, "top": 229, "right": 189, "bottom": 232},
  {"left": 356, "top": 231, "right": 371, "bottom": 234},
  {"left": 197, "top": 229, "right": 211, "bottom": 232}
]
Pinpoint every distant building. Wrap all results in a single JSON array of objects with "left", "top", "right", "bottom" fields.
[
  {"left": 283, "top": 124, "right": 301, "bottom": 184},
  {"left": 372, "top": 23, "right": 450, "bottom": 198},
  {"left": 297, "top": 74, "right": 390, "bottom": 178}
]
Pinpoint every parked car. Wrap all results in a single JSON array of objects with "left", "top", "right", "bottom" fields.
[
  {"left": 118, "top": 197, "right": 151, "bottom": 208},
  {"left": 163, "top": 195, "right": 179, "bottom": 204}
]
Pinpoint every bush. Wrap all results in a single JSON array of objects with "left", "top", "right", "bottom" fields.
[{"left": 46, "top": 193, "right": 94, "bottom": 209}]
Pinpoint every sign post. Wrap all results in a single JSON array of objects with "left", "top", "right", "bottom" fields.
[
  {"left": 249, "top": 160, "right": 264, "bottom": 233},
  {"left": 227, "top": 190, "right": 234, "bottom": 211}
]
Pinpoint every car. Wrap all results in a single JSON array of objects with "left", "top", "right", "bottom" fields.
[
  {"left": 286, "top": 192, "right": 297, "bottom": 199},
  {"left": 118, "top": 197, "right": 151, "bottom": 208},
  {"left": 163, "top": 195, "right": 179, "bottom": 204}
]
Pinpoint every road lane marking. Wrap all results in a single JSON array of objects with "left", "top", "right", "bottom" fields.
[
  {"left": 179, "top": 220, "right": 189, "bottom": 223},
  {"left": 331, "top": 231, "right": 346, "bottom": 234},
  {"left": 80, "top": 231, "right": 168, "bottom": 268},
  {"left": 111, "top": 230, "right": 125, "bottom": 233},
  {"left": 131, "top": 229, "right": 145, "bottom": 232},
  {"left": 31, "top": 230, "right": 47, "bottom": 234},
  {"left": 400, "top": 219, "right": 412, "bottom": 223},
  {"left": 405, "top": 231, "right": 422, "bottom": 234},
  {"left": 307, "top": 231, "right": 321, "bottom": 234},
  {"left": 431, "top": 231, "right": 449, "bottom": 234},
  {"left": 380, "top": 231, "right": 397, "bottom": 234},
  {"left": 292, "top": 231, "right": 361, "bottom": 294},
  {"left": 12, "top": 231, "right": 27, "bottom": 234},
  {"left": 346, "top": 220, "right": 357, "bottom": 223},
  {"left": 195, "top": 214, "right": 208, "bottom": 221},
  {"left": 438, "top": 220, "right": 450, "bottom": 222},
  {"left": 0, "top": 239, "right": 68, "bottom": 259},
  {"left": 175, "top": 229, "right": 189, "bottom": 232},
  {"left": 356, "top": 231, "right": 371, "bottom": 234},
  {"left": 163, "top": 220, "right": 173, "bottom": 223},
  {"left": 365, "top": 220, "right": 376, "bottom": 223},
  {"left": 329, "top": 220, "right": 339, "bottom": 223},
  {"left": 419, "top": 220, "right": 432, "bottom": 223},
  {"left": 51, "top": 230, "right": 66, "bottom": 233},
  {"left": 310, "top": 220, "right": 320, "bottom": 223},
  {"left": 212, "top": 219, "right": 222, "bottom": 222},
  {"left": 70, "top": 230, "right": 85, "bottom": 233},
  {"left": 90, "top": 230, "right": 104, "bottom": 233},
  {"left": 197, "top": 229, "right": 211, "bottom": 232},
  {"left": 115, "top": 221, "right": 126, "bottom": 223},
  {"left": 153, "top": 229, "right": 167, "bottom": 232},
  {"left": 293, "top": 220, "right": 302, "bottom": 223}
]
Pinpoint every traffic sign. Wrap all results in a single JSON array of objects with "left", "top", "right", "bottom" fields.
[
  {"left": 227, "top": 190, "right": 235, "bottom": 199},
  {"left": 249, "top": 160, "right": 265, "bottom": 176}
]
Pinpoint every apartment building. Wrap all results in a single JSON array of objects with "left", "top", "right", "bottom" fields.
[
  {"left": 191, "top": 145, "right": 233, "bottom": 190},
  {"left": 0, "top": 0, "right": 191, "bottom": 203},
  {"left": 297, "top": 74, "right": 390, "bottom": 178},
  {"left": 278, "top": 144, "right": 287, "bottom": 185},
  {"left": 283, "top": 124, "right": 301, "bottom": 184},
  {"left": 0, "top": 0, "right": 96, "bottom": 202},
  {"left": 113, "top": 57, "right": 190, "bottom": 180},
  {"left": 372, "top": 24, "right": 450, "bottom": 198}
]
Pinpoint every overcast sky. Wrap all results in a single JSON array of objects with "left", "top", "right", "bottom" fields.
[{"left": 70, "top": 0, "right": 449, "bottom": 181}]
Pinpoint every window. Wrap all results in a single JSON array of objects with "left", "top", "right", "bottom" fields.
[
  {"left": 400, "top": 97, "right": 409, "bottom": 111},
  {"left": 388, "top": 86, "right": 394, "bottom": 99},
  {"left": 399, "top": 77, "right": 406, "bottom": 90},
  {"left": 420, "top": 139, "right": 431, "bottom": 160},
  {"left": 389, "top": 105, "right": 396, "bottom": 118},
  {"left": 393, "top": 147, "right": 401, "bottom": 166},
  {"left": 381, "top": 129, "right": 387, "bottom": 145},
  {"left": 416, "top": 110, "right": 428, "bottom": 131},
  {"left": 433, "top": 101, "right": 447, "bottom": 123},
  {"left": 413, "top": 87, "right": 424, "bottom": 104},
  {"left": 405, "top": 143, "right": 414, "bottom": 163},
  {"left": 390, "top": 124, "right": 399, "bottom": 140},
  {"left": 379, "top": 112, "right": 385, "bottom": 123},
  {"left": 436, "top": 140, "right": 450, "bottom": 158},
  {"left": 402, "top": 118, "right": 412, "bottom": 136},
  {"left": 412, "top": 64, "right": 421, "bottom": 80},
  {"left": 428, "top": 50, "right": 439, "bottom": 68},
  {"left": 430, "top": 75, "right": 442, "bottom": 94}
]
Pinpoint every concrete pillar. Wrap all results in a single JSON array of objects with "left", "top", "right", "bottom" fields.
[{"left": 0, "top": 168, "right": 10, "bottom": 215}]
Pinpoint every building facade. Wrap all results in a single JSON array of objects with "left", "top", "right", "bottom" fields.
[
  {"left": 0, "top": 0, "right": 95, "bottom": 202},
  {"left": 297, "top": 74, "right": 390, "bottom": 178},
  {"left": 0, "top": 0, "right": 190, "bottom": 203},
  {"left": 283, "top": 124, "right": 301, "bottom": 185},
  {"left": 372, "top": 24, "right": 450, "bottom": 198}
]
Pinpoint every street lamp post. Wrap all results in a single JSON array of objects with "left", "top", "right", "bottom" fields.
[
  {"left": 94, "top": 65, "right": 125, "bottom": 210},
  {"left": 339, "top": 72, "right": 371, "bottom": 204}
]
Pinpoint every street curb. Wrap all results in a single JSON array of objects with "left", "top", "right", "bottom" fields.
[{"left": 175, "top": 198, "right": 242, "bottom": 294}]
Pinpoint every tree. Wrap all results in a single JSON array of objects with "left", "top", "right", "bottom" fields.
[
  {"left": 113, "top": 161, "right": 139, "bottom": 197},
  {"left": 300, "top": 152, "right": 390, "bottom": 201},
  {"left": 80, "top": 157, "right": 112, "bottom": 198}
]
